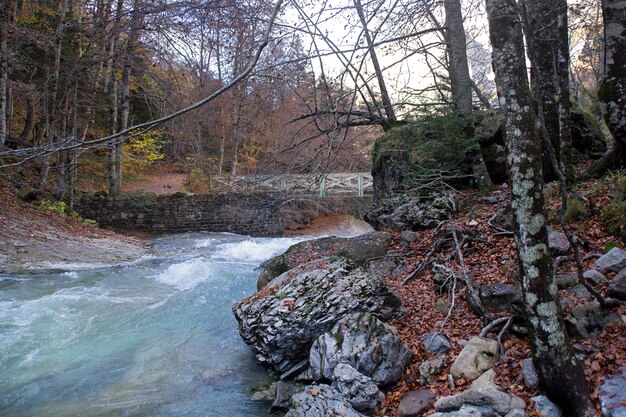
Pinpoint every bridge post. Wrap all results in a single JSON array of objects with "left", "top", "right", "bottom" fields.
[
  {"left": 357, "top": 175, "right": 364, "bottom": 197},
  {"left": 319, "top": 176, "right": 326, "bottom": 198}
]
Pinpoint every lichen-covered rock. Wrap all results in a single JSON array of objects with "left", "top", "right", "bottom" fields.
[
  {"left": 257, "top": 232, "right": 392, "bottom": 290},
  {"left": 309, "top": 312, "right": 412, "bottom": 386},
  {"left": 430, "top": 404, "right": 500, "bottom": 417},
  {"left": 450, "top": 337, "right": 500, "bottom": 381},
  {"left": 364, "top": 193, "right": 453, "bottom": 231},
  {"left": 595, "top": 247, "right": 626, "bottom": 274},
  {"left": 286, "top": 384, "right": 365, "bottom": 417},
  {"left": 331, "top": 363, "right": 385, "bottom": 413},
  {"left": 233, "top": 258, "right": 403, "bottom": 375}
]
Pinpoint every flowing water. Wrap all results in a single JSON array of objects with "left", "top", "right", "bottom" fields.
[{"left": 0, "top": 232, "right": 330, "bottom": 417}]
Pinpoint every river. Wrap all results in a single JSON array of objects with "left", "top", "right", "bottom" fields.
[{"left": 0, "top": 232, "right": 327, "bottom": 417}]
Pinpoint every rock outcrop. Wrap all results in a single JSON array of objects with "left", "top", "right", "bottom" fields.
[
  {"left": 309, "top": 312, "right": 413, "bottom": 386},
  {"left": 257, "top": 232, "right": 392, "bottom": 290},
  {"left": 233, "top": 258, "right": 403, "bottom": 375},
  {"left": 364, "top": 193, "right": 452, "bottom": 231}
]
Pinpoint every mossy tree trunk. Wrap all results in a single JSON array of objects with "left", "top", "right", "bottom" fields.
[{"left": 486, "top": 0, "right": 594, "bottom": 415}]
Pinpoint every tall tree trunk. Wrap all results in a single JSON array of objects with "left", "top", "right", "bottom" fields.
[
  {"left": 598, "top": 0, "right": 626, "bottom": 165},
  {"left": 556, "top": 0, "right": 574, "bottom": 182},
  {"left": 486, "top": 0, "right": 594, "bottom": 415},
  {"left": 0, "top": 1, "right": 11, "bottom": 146},
  {"left": 444, "top": 0, "right": 472, "bottom": 117},
  {"left": 39, "top": 0, "right": 68, "bottom": 189},
  {"left": 444, "top": 0, "right": 493, "bottom": 188},
  {"left": 523, "top": 0, "right": 560, "bottom": 181},
  {"left": 353, "top": 0, "right": 395, "bottom": 121}
]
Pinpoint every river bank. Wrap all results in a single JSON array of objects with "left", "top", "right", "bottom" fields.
[{"left": 0, "top": 181, "right": 148, "bottom": 272}]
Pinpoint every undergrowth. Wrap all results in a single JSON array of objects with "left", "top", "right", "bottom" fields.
[{"left": 37, "top": 200, "right": 98, "bottom": 227}]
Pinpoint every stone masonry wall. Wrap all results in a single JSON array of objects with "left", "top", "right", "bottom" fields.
[{"left": 75, "top": 192, "right": 285, "bottom": 237}]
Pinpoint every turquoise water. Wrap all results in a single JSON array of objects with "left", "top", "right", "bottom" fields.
[{"left": 0, "top": 232, "right": 308, "bottom": 417}]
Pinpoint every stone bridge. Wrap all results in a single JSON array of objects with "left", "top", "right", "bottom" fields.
[{"left": 211, "top": 172, "right": 374, "bottom": 197}]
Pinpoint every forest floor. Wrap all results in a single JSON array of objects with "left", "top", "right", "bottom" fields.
[
  {"left": 379, "top": 178, "right": 626, "bottom": 416},
  {"left": 0, "top": 179, "right": 148, "bottom": 272}
]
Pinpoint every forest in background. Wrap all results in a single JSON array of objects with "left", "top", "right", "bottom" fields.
[{"left": 0, "top": 0, "right": 614, "bottom": 200}]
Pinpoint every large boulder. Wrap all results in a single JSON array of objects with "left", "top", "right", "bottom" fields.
[
  {"left": 570, "top": 111, "right": 608, "bottom": 157},
  {"left": 285, "top": 384, "right": 365, "bottom": 417},
  {"left": 233, "top": 258, "right": 403, "bottom": 375},
  {"left": 309, "top": 312, "right": 412, "bottom": 386},
  {"left": 331, "top": 363, "right": 385, "bottom": 413},
  {"left": 450, "top": 337, "right": 500, "bottom": 381},
  {"left": 364, "top": 193, "right": 452, "bottom": 231},
  {"left": 257, "top": 232, "right": 392, "bottom": 290}
]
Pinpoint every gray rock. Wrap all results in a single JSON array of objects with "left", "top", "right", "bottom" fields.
[
  {"left": 430, "top": 404, "right": 499, "bottom": 417},
  {"left": 570, "top": 284, "right": 591, "bottom": 299},
  {"left": 309, "top": 312, "right": 412, "bottom": 386},
  {"left": 564, "top": 301, "right": 620, "bottom": 339},
  {"left": 450, "top": 336, "right": 500, "bottom": 381},
  {"left": 401, "top": 230, "right": 419, "bottom": 244},
  {"left": 233, "top": 258, "right": 403, "bottom": 374},
  {"left": 531, "top": 395, "right": 562, "bottom": 417},
  {"left": 422, "top": 332, "right": 453, "bottom": 354},
  {"left": 398, "top": 389, "right": 437, "bottom": 417},
  {"left": 478, "top": 284, "right": 523, "bottom": 312},
  {"left": 505, "top": 410, "right": 528, "bottom": 417},
  {"left": 468, "top": 369, "right": 499, "bottom": 391},
  {"left": 257, "top": 232, "right": 392, "bottom": 289},
  {"left": 332, "top": 363, "right": 385, "bottom": 413},
  {"left": 434, "top": 385, "right": 526, "bottom": 415},
  {"left": 555, "top": 273, "right": 579, "bottom": 289},
  {"left": 595, "top": 248, "right": 626, "bottom": 274},
  {"left": 599, "top": 367, "right": 626, "bottom": 417},
  {"left": 419, "top": 357, "right": 448, "bottom": 385},
  {"left": 364, "top": 193, "right": 452, "bottom": 231},
  {"left": 521, "top": 358, "right": 539, "bottom": 389},
  {"left": 251, "top": 382, "right": 277, "bottom": 402},
  {"left": 286, "top": 384, "right": 364, "bottom": 417},
  {"left": 608, "top": 269, "right": 626, "bottom": 301},
  {"left": 584, "top": 269, "right": 608, "bottom": 285},
  {"left": 271, "top": 381, "right": 305, "bottom": 411},
  {"left": 548, "top": 228, "right": 571, "bottom": 255}
]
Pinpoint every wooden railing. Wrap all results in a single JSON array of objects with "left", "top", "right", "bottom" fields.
[{"left": 211, "top": 172, "right": 373, "bottom": 197}]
